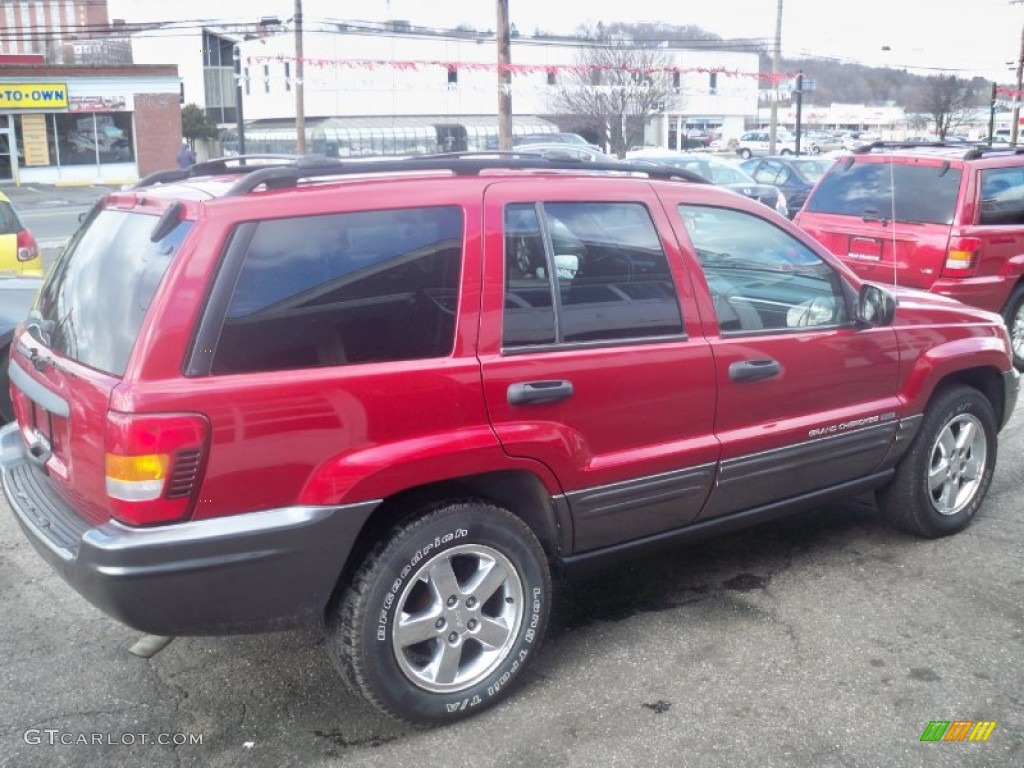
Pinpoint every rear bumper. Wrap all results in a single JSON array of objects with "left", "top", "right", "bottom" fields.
[
  {"left": 929, "top": 276, "right": 1012, "bottom": 315},
  {"left": 0, "top": 423, "right": 379, "bottom": 636}
]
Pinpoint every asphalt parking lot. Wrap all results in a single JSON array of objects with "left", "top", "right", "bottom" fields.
[{"left": 1, "top": 401, "right": 1022, "bottom": 767}]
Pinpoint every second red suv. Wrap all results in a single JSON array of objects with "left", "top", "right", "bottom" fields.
[
  {"left": 795, "top": 141, "right": 1024, "bottom": 369},
  {"left": 1, "top": 154, "right": 1018, "bottom": 725}
]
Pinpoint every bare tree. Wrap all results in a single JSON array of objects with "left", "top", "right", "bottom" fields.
[
  {"left": 551, "top": 31, "right": 677, "bottom": 157},
  {"left": 910, "top": 75, "right": 978, "bottom": 139}
]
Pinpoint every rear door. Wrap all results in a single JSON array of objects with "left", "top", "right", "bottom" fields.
[
  {"left": 961, "top": 164, "right": 1024, "bottom": 313},
  {"left": 796, "top": 155, "right": 962, "bottom": 290},
  {"left": 663, "top": 198, "right": 903, "bottom": 519},
  {"left": 478, "top": 178, "right": 719, "bottom": 553}
]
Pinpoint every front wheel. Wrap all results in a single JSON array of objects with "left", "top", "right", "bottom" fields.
[
  {"left": 738, "top": 148, "right": 752, "bottom": 159},
  {"left": 1002, "top": 284, "right": 1024, "bottom": 370},
  {"left": 878, "top": 385, "right": 997, "bottom": 538},
  {"left": 328, "top": 501, "right": 551, "bottom": 724},
  {"left": 780, "top": 148, "right": 793, "bottom": 155}
]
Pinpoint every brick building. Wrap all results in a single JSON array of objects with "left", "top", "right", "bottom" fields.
[{"left": 0, "top": 63, "right": 182, "bottom": 185}]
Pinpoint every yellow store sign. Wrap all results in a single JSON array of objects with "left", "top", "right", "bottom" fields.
[{"left": 0, "top": 83, "right": 68, "bottom": 109}]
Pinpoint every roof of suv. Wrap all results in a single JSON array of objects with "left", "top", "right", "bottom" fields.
[
  {"left": 851, "top": 140, "right": 1024, "bottom": 163},
  {"left": 133, "top": 153, "right": 711, "bottom": 202}
]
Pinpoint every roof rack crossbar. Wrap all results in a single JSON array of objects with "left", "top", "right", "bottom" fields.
[
  {"left": 132, "top": 154, "right": 301, "bottom": 189},
  {"left": 222, "top": 154, "right": 709, "bottom": 196}
]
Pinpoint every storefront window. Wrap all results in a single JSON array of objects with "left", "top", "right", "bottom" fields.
[{"left": 54, "top": 111, "right": 134, "bottom": 166}]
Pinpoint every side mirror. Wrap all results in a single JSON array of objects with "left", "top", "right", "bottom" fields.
[{"left": 855, "top": 283, "right": 896, "bottom": 327}]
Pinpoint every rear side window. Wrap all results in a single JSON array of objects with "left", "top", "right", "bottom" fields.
[
  {"left": 0, "top": 201, "right": 22, "bottom": 234},
  {"left": 29, "top": 209, "right": 190, "bottom": 376},
  {"left": 805, "top": 160, "right": 962, "bottom": 225},
  {"left": 978, "top": 167, "right": 1024, "bottom": 225},
  {"left": 502, "top": 201, "right": 682, "bottom": 348},
  {"left": 211, "top": 206, "right": 462, "bottom": 374}
]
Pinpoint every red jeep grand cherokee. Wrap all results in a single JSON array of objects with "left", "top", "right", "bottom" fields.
[
  {"left": 1, "top": 155, "right": 1018, "bottom": 724},
  {"left": 795, "top": 141, "right": 1024, "bottom": 369}
]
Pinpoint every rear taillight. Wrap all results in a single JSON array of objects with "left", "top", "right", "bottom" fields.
[
  {"left": 16, "top": 228, "right": 39, "bottom": 262},
  {"left": 105, "top": 411, "right": 208, "bottom": 526},
  {"left": 942, "top": 237, "right": 982, "bottom": 277}
]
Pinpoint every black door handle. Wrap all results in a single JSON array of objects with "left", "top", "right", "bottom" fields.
[
  {"left": 507, "top": 380, "right": 574, "bottom": 405},
  {"left": 729, "top": 359, "right": 780, "bottom": 381}
]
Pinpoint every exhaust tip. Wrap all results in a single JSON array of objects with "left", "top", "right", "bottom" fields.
[{"left": 128, "top": 634, "right": 175, "bottom": 658}]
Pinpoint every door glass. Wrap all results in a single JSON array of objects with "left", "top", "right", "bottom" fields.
[{"left": 680, "top": 205, "right": 849, "bottom": 333}]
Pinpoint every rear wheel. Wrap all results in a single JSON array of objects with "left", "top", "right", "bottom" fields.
[
  {"left": 1002, "top": 284, "right": 1024, "bottom": 370},
  {"left": 738, "top": 148, "right": 752, "bottom": 159},
  {"left": 878, "top": 385, "right": 997, "bottom": 537},
  {"left": 327, "top": 501, "right": 551, "bottom": 724},
  {"left": 780, "top": 148, "right": 793, "bottom": 156}
]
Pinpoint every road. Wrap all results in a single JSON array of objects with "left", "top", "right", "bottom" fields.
[
  {"left": 3, "top": 184, "right": 114, "bottom": 267},
  {"left": 1, "top": 404, "right": 1022, "bottom": 767}
]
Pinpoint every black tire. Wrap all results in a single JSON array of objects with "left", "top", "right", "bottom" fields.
[
  {"left": 810, "top": 145, "right": 822, "bottom": 155},
  {"left": 878, "top": 385, "right": 997, "bottom": 538},
  {"left": 327, "top": 501, "right": 551, "bottom": 724},
  {"left": 738, "top": 148, "right": 752, "bottom": 159},
  {"left": 780, "top": 148, "right": 793, "bottom": 156},
  {"left": 1001, "top": 283, "right": 1024, "bottom": 371}
]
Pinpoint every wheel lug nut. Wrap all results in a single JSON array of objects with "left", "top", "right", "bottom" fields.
[
  {"left": 447, "top": 596, "right": 457, "bottom": 607},
  {"left": 448, "top": 632, "right": 459, "bottom": 644},
  {"left": 468, "top": 619, "right": 478, "bottom": 630},
  {"left": 435, "top": 618, "right": 445, "bottom": 629},
  {"left": 466, "top": 597, "right": 477, "bottom": 608}
]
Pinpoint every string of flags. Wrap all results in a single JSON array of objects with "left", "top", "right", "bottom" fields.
[{"left": 246, "top": 53, "right": 796, "bottom": 83}]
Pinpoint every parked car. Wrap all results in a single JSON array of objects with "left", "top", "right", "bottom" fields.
[
  {"left": 0, "top": 191, "right": 42, "bottom": 278},
  {"left": 1, "top": 153, "right": 1017, "bottom": 727},
  {"left": 735, "top": 130, "right": 797, "bottom": 159},
  {"left": 795, "top": 142, "right": 1024, "bottom": 369},
  {"left": 628, "top": 149, "right": 788, "bottom": 216},
  {"left": 513, "top": 132, "right": 589, "bottom": 147},
  {"left": 802, "top": 131, "right": 845, "bottom": 155},
  {"left": 0, "top": 277, "right": 42, "bottom": 422},
  {"left": 515, "top": 143, "right": 613, "bottom": 162},
  {"left": 740, "top": 155, "right": 834, "bottom": 218}
]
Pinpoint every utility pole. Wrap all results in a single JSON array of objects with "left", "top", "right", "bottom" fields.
[
  {"left": 1012, "top": 21, "right": 1024, "bottom": 144},
  {"left": 234, "top": 44, "right": 246, "bottom": 156},
  {"left": 295, "top": 0, "right": 305, "bottom": 154},
  {"left": 794, "top": 71, "right": 803, "bottom": 155},
  {"left": 497, "top": 0, "right": 512, "bottom": 150},
  {"left": 768, "top": 0, "right": 783, "bottom": 153}
]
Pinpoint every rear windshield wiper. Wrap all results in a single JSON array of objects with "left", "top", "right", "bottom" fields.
[{"left": 861, "top": 208, "right": 890, "bottom": 225}]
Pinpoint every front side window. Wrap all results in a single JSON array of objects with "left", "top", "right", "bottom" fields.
[
  {"left": 805, "top": 159, "right": 962, "bottom": 224},
  {"left": 680, "top": 205, "right": 848, "bottom": 334},
  {"left": 211, "top": 206, "right": 463, "bottom": 374},
  {"left": 502, "top": 202, "right": 683, "bottom": 348}
]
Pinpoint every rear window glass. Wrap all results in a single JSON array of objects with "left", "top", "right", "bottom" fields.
[
  {"left": 211, "top": 206, "right": 462, "bottom": 374},
  {"left": 28, "top": 209, "right": 190, "bottom": 376},
  {"left": 805, "top": 160, "right": 962, "bottom": 224},
  {"left": 0, "top": 201, "right": 21, "bottom": 234}
]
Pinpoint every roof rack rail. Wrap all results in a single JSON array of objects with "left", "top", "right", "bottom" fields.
[
  {"left": 851, "top": 140, "right": 1024, "bottom": 160},
  {"left": 221, "top": 153, "right": 710, "bottom": 196},
  {"left": 131, "top": 154, "right": 301, "bottom": 189}
]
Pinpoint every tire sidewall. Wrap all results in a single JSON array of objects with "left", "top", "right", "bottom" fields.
[
  {"left": 909, "top": 390, "right": 996, "bottom": 535},
  {"left": 1002, "top": 284, "right": 1024, "bottom": 370},
  {"left": 356, "top": 506, "right": 549, "bottom": 723}
]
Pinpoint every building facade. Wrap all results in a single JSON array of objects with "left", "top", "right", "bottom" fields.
[
  {"left": 131, "top": 23, "right": 761, "bottom": 156},
  {"left": 0, "top": 64, "right": 183, "bottom": 184}
]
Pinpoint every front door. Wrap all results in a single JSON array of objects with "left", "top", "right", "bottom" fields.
[
  {"left": 478, "top": 179, "right": 720, "bottom": 553},
  {"left": 666, "top": 202, "right": 904, "bottom": 520}
]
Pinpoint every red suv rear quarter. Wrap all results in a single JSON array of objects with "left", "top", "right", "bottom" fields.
[
  {"left": 795, "top": 142, "right": 1024, "bottom": 369},
  {"left": 2, "top": 154, "right": 1018, "bottom": 725}
]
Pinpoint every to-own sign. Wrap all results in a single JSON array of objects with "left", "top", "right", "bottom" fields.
[{"left": 0, "top": 83, "right": 68, "bottom": 109}]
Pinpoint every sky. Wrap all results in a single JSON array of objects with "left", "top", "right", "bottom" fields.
[{"left": 109, "top": 0, "right": 1024, "bottom": 84}]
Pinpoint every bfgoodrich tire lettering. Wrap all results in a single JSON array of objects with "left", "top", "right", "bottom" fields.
[
  {"left": 327, "top": 501, "right": 551, "bottom": 724},
  {"left": 878, "top": 385, "right": 997, "bottom": 538}
]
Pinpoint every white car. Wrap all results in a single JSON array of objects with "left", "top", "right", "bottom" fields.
[{"left": 735, "top": 130, "right": 797, "bottom": 159}]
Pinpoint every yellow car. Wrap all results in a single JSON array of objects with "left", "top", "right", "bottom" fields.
[{"left": 0, "top": 191, "right": 42, "bottom": 278}]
